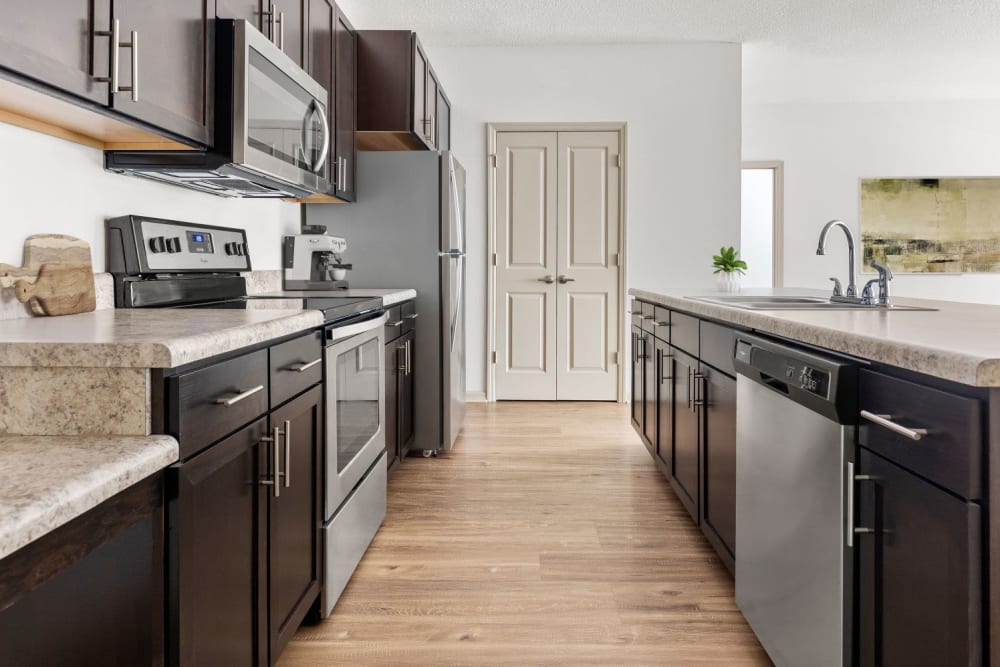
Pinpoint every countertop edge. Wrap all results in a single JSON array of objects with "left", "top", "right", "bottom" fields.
[
  {"left": 629, "top": 288, "right": 993, "bottom": 388},
  {"left": 0, "top": 435, "right": 179, "bottom": 561}
]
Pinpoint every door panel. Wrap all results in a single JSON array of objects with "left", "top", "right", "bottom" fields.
[
  {"left": 334, "top": 6, "right": 357, "bottom": 200},
  {"left": 113, "top": 0, "right": 211, "bottom": 145},
  {"left": 268, "top": 386, "right": 322, "bottom": 662},
  {"left": 0, "top": 0, "right": 109, "bottom": 105},
  {"left": 671, "top": 348, "right": 699, "bottom": 521},
  {"left": 702, "top": 366, "right": 736, "bottom": 564},
  {"left": 555, "top": 131, "right": 620, "bottom": 400},
  {"left": 495, "top": 131, "right": 558, "bottom": 400},
  {"left": 411, "top": 37, "right": 427, "bottom": 142}
]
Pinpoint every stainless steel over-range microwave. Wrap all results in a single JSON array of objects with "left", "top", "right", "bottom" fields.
[{"left": 105, "top": 19, "right": 332, "bottom": 199}]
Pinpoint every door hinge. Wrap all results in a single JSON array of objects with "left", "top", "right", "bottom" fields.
[
  {"left": 492, "top": 252, "right": 497, "bottom": 266},
  {"left": 611, "top": 351, "right": 618, "bottom": 365},
  {"left": 492, "top": 351, "right": 497, "bottom": 363},
  {"left": 611, "top": 253, "right": 619, "bottom": 267},
  {"left": 489, "top": 154, "right": 497, "bottom": 167},
  {"left": 612, "top": 154, "right": 621, "bottom": 168}
]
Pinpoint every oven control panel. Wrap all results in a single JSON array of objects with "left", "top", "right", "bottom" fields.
[{"left": 137, "top": 218, "right": 250, "bottom": 272}]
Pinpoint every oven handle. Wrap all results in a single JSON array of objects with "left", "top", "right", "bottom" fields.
[{"left": 326, "top": 311, "right": 389, "bottom": 345}]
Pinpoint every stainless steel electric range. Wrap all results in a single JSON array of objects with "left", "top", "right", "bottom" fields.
[{"left": 107, "top": 214, "right": 389, "bottom": 617}]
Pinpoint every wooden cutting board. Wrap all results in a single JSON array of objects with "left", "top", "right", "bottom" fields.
[
  {"left": 0, "top": 234, "right": 93, "bottom": 288},
  {"left": 14, "top": 262, "right": 96, "bottom": 316}
]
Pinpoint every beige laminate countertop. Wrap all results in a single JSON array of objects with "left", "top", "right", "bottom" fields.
[
  {"left": 0, "top": 308, "right": 325, "bottom": 368},
  {"left": 252, "top": 288, "right": 417, "bottom": 306},
  {"left": 630, "top": 287, "right": 1000, "bottom": 387},
  {"left": 0, "top": 434, "right": 178, "bottom": 560}
]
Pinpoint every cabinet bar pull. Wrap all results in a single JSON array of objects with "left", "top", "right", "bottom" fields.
[
  {"left": 288, "top": 358, "right": 321, "bottom": 373},
  {"left": 860, "top": 410, "right": 927, "bottom": 441},
  {"left": 214, "top": 384, "right": 264, "bottom": 407},
  {"left": 845, "top": 461, "right": 855, "bottom": 547},
  {"left": 397, "top": 343, "right": 407, "bottom": 371},
  {"left": 692, "top": 373, "right": 706, "bottom": 409},
  {"left": 403, "top": 313, "right": 420, "bottom": 320},
  {"left": 273, "top": 425, "right": 282, "bottom": 497},
  {"left": 283, "top": 419, "right": 291, "bottom": 488},
  {"left": 661, "top": 352, "right": 672, "bottom": 384},
  {"left": 687, "top": 368, "right": 693, "bottom": 410},
  {"left": 406, "top": 339, "right": 412, "bottom": 375},
  {"left": 642, "top": 314, "right": 655, "bottom": 319},
  {"left": 387, "top": 320, "right": 404, "bottom": 328},
  {"left": 277, "top": 10, "right": 284, "bottom": 50},
  {"left": 655, "top": 321, "right": 670, "bottom": 327}
]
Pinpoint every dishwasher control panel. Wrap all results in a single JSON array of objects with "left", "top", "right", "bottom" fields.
[{"left": 794, "top": 365, "right": 828, "bottom": 396}]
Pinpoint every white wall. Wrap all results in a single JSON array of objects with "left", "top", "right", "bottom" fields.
[
  {"left": 0, "top": 122, "right": 300, "bottom": 271},
  {"left": 428, "top": 43, "right": 743, "bottom": 395},
  {"left": 743, "top": 100, "right": 1000, "bottom": 302}
]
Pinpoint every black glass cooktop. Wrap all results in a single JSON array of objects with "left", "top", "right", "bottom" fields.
[{"left": 178, "top": 295, "right": 382, "bottom": 325}]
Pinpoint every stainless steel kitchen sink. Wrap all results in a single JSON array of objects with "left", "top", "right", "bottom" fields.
[{"left": 686, "top": 295, "right": 938, "bottom": 311}]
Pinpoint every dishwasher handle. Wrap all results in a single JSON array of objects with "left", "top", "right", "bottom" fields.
[{"left": 760, "top": 373, "right": 790, "bottom": 395}]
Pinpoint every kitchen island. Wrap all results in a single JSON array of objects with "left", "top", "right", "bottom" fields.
[{"left": 630, "top": 286, "right": 997, "bottom": 667}]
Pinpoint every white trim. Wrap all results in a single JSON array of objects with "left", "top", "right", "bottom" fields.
[
  {"left": 486, "top": 122, "right": 628, "bottom": 404},
  {"left": 465, "top": 391, "right": 488, "bottom": 403},
  {"left": 742, "top": 161, "right": 785, "bottom": 288}
]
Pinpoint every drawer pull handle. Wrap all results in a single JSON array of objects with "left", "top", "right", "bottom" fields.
[
  {"left": 642, "top": 314, "right": 655, "bottom": 320},
  {"left": 860, "top": 410, "right": 927, "bottom": 441},
  {"left": 214, "top": 384, "right": 264, "bottom": 407},
  {"left": 403, "top": 313, "right": 419, "bottom": 320},
  {"left": 386, "top": 320, "right": 404, "bottom": 328},
  {"left": 288, "top": 358, "right": 321, "bottom": 373},
  {"left": 655, "top": 321, "right": 670, "bottom": 327}
]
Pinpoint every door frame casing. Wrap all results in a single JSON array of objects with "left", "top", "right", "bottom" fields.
[
  {"left": 741, "top": 160, "right": 785, "bottom": 288},
  {"left": 486, "top": 122, "right": 628, "bottom": 403}
]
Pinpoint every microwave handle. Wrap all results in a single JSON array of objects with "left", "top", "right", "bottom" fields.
[{"left": 312, "top": 102, "right": 330, "bottom": 174}]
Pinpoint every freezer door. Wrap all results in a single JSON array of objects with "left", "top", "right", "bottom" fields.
[{"left": 440, "top": 153, "right": 466, "bottom": 450}]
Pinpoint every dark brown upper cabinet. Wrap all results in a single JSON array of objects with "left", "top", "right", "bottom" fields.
[
  {"left": 356, "top": 30, "right": 451, "bottom": 151},
  {"left": 111, "top": 0, "right": 213, "bottom": 147},
  {"left": 301, "top": 0, "right": 356, "bottom": 203},
  {"left": 0, "top": 0, "right": 212, "bottom": 148}
]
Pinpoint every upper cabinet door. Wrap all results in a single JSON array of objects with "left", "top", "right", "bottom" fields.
[
  {"left": 215, "top": 0, "right": 262, "bottom": 25},
  {"left": 424, "top": 70, "right": 438, "bottom": 149},
  {"left": 112, "top": 0, "right": 212, "bottom": 145},
  {"left": 306, "top": 0, "right": 335, "bottom": 190},
  {"left": 0, "top": 0, "right": 110, "bottom": 106},
  {"left": 266, "top": 0, "right": 305, "bottom": 67},
  {"left": 436, "top": 88, "right": 451, "bottom": 151},
  {"left": 411, "top": 36, "right": 428, "bottom": 145},
  {"left": 334, "top": 5, "right": 357, "bottom": 200}
]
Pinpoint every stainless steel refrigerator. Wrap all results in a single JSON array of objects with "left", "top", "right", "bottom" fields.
[{"left": 303, "top": 150, "right": 466, "bottom": 453}]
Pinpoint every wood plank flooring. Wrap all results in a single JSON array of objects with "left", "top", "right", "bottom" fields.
[{"left": 279, "top": 402, "right": 770, "bottom": 666}]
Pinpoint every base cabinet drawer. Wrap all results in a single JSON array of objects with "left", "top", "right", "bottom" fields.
[
  {"left": 856, "top": 448, "right": 982, "bottom": 667},
  {"left": 859, "top": 369, "right": 983, "bottom": 499},
  {"left": 269, "top": 330, "right": 323, "bottom": 408}
]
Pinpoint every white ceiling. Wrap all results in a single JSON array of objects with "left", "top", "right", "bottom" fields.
[{"left": 338, "top": 0, "right": 1000, "bottom": 56}]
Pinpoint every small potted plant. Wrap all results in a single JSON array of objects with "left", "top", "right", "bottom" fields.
[{"left": 712, "top": 246, "right": 747, "bottom": 293}]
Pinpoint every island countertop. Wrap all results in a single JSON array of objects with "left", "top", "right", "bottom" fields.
[{"left": 630, "top": 287, "right": 1000, "bottom": 387}]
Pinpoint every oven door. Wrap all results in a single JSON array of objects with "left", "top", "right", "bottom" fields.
[
  {"left": 325, "top": 317, "right": 386, "bottom": 516},
  {"left": 232, "top": 20, "right": 332, "bottom": 195}
]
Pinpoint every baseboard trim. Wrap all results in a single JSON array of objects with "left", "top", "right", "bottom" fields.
[{"left": 466, "top": 391, "right": 488, "bottom": 403}]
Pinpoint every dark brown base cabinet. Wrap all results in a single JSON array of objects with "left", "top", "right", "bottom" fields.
[
  {"left": 162, "top": 332, "right": 323, "bottom": 666},
  {"left": 0, "top": 475, "right": 164, "bottom": 667},
  {"left": 630, "top": 325, "right": 644, "bottom": 434},
  {"left": 385, "top": 300, "right": 417, "bottom": 469},
  {"left": 699, "top": 362, "right": 736, "bottom": 570},
  {"left": 856, "top": 448, "right": 982, "bottom": 666}
]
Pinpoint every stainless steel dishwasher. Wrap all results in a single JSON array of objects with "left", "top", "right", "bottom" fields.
[{"left": 733, "top": 333, "right": 859, "bottom": 667}]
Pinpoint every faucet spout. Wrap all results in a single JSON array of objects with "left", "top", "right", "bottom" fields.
[{"left": 816, "top": 219, "right": 858, "bottom": 297}]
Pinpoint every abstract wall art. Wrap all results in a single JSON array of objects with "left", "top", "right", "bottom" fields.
[{"left": 860, "top": 178, "right": 1000, "bottom": 273}]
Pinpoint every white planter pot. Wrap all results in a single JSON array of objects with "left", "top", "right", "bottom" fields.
[{"left": 716, "top": 272, "right": 741, "bottom": 293}]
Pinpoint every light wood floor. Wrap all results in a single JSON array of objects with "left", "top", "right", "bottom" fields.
[{"left": 279, "top": 402, "right": 770, "bottom": 666}]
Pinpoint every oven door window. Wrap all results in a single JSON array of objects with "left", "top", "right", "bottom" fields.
[
  {"left": 335, "top": 337, "right": 381, "bottom": 473},
  {"left": 247, "top": 48, "right": 327, "bottom": 177}
]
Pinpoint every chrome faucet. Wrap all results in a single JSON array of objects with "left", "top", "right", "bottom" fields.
[
  {"left": 816, "top": 219, "right": 858, "bottom": 300},
  {"left": 861, "top": 261, "right": 893, "bottom": 306}
]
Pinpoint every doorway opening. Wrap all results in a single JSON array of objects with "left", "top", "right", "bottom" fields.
[
  {"left": 741, "top": 161, "right": 784, "bottom": 288},
  {"left": 486, "top": 123, "right": 628, "bottom": 403}
]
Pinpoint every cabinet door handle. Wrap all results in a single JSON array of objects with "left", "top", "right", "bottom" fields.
[
  {"left": 404, "top": 313, "right": 420, "bottom": 320},
  {"left": 277, "top": 10, "right": 284, "bottom": 50},
  {"left": 397, "top": 343, "right": 407, "bottom": 371},
  {"left": 283, "top": 419, "right": 291, "bottom": 488},
  {"left": 642, "top": 314, "right": 655, "bottom": 320},
  {"left": 845, "top": 461, "right": 855, "bottom": 548},
  {"left": 693, "top": 373, "right": 706, "bottom": 409},
  {"left": 406, "top": 339, "right": 412, "bottom": 376},
  {"left": 687, "top": 368, "right": 693, "bottom": 410},
  {"left": 214, "top": 384, "right": 264, "bottom": 407},
  {"left": 660, "top": 352, "right": 673, "bottom": 384},
  {"left": 860, "top": 410, "right": 927, "bottom": 441},
  {"left": 288, "top": 358, "right": 321, "bottom": 373},
  {"left": 259, "top": 426, "right": 282, "bottom": 498},
  {"left": 655, "top": 321, "right": 670, "bottom": 327},
  {"left": 94, "top": 20, "right": 138, "bottom": 101},
  {"left": 387, "top": 320, "right": 404, "bottom": 328}
]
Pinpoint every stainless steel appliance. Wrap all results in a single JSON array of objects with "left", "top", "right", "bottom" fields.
[
  {"left": 105, "top": 20, "right": 331, "bottom": 198},
  {"left": 282, "top": 226, "right": 352, "bottom": 290},
  {"left": 303, "top": 150, "right": 466, "bottom": 454},
  {"left": 733, "top": 333, "right": 859, "bottom": 667},
  {"left": 106, "top": 215, "right": 389, "bottom": 618}
]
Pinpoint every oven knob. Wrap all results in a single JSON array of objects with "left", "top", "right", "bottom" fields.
[
  {"left": 148, "top": 236, "right": 166, "bottom": 253},
  {"left": 166, "top": 237, "right": 182, "bottom": 253},
  {"left": 224, "top": 242, "right": 235, "bottom": 255},
  {"left": 238, "top": 243, "right": 247, "bottom": 256}
]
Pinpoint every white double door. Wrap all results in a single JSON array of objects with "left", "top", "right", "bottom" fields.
[{"left": 494, "top": 130, "right": 621, "bottom": 401}]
